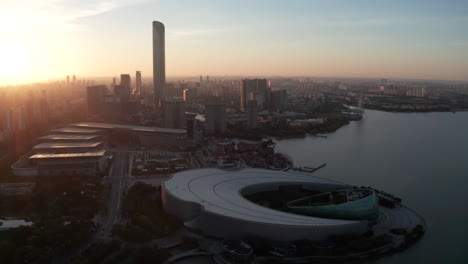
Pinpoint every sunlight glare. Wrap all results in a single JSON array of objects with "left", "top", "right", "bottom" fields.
[{"left": 0, "top": 42, "right": 30, "bottom": 82}]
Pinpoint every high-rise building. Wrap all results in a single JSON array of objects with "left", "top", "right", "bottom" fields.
[
  {"left": 120, "top": 74, "right": 131, "bottom": 97},
  {"left": 205, "top": 102, "right": 226, "bottom": 135},
  {"left": 186, "top": 112, "right": 197, "bottom": 140},
  {"left": 72, "top": 75, "right": 76, "bottom": 86},
  {"left": 162, "top": 98, "right": 186, "bottom": 129},
  {"left": 136, "top": 71, "right": 142, "bottom": 96},
  {"left": 183, "top": 88, "right": 197, "bottom": 102},
  {"left": 66, "top": 75, "right": 70, "bottom": 87},
  {"left": 247, "top": 100, "right": 258, "bottom": 129},
  {"left": 153, "top": 21, "right": 166, "bottom": 108},
  {"left": 87, "top": 85, "right": 106, "bottom": 116},
  {"left": 103, "top": 95, "right": 123, "bottom": 122},
  {"left": 240, "top": 79, "right": 268, "bottom": 111},
  {"left": 269, "top": 88, "right": 287, "bottom": 113}
]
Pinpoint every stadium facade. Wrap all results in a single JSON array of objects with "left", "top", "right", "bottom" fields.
[{"left": 162, "top": 168, "right": 378, "bottom": 242}]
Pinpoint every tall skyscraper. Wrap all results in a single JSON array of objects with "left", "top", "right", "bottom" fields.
[
  {"left": 66, "top": 75, "right": 70, "bottom": 87},
  {"left": 153, "top": 21, "right": 166, "bottom": 108},
  {"left": 136, "top": 71, "right": 142, "bottom": 96}
]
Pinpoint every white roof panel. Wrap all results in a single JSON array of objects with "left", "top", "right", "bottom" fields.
[{"left": 163, "top": 168, "right": 358, "bottom": 226}]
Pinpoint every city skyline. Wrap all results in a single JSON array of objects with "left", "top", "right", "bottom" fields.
[{"left": 1, "top": 0, "right": 468, "bottom": 85}]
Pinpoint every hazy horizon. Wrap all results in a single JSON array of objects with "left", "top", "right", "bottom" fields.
[
  {"left": 1, "top": 0, "right": 467, "bottom": 85},
  {"left": 3, "top": 74, "right": 468, "bottom": 87}
]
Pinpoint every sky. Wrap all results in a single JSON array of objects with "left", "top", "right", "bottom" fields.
[{"left": 0, "top": 0, "right": 467, "bottom": 84}]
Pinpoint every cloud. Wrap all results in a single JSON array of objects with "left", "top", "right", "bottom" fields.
[
  {"left": 0, "top": 0, "right": 151, "bottom": 34},
  {"left": 314, "top": 16, "right": 468, "bottom": 28},
  {"left": 168, "top": 27, "right": 241, "bottom": 38}
]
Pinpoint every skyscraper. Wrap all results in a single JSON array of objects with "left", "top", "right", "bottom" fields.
[
  {"left": 153, "top": 21, "right": 166, "bottom": 108},
  {"left": 121, "top": 74, "right": 131, "bottom": 90},
  {"left": 162, "top": 98, "right": 186, "bottom": 129},
  {"left": 136, "top": 71, "right": 142, "bottom": 96},
  {"left": 269, "top": 88, "right": 287, "bottom": 113},
  {"left": 240, "top": 79, "right": 267, "bottom": 111},
  {"left": 118, "top": 74, "right": 131, "bottom": 100}
]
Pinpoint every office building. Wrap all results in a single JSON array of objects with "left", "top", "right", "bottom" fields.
[
  {"left": 120, "top": 74, "right": 131, "bottom": 99},
  {"left": 162, "top": 98, "right": 186, "bottom": 129},
  {"left": 87, "top": 85, "right": 106, "bottom": 116},
  {"left": 205, "top": 102, "right": 226, "bottom": 135},
  {"left": 183, "top": 88, "right": 197, "bottom": 102},
  {"left": 240, "top": 79, "right": 268, "bottom": 111},
  {"left": 103, "top": 95, "right": 123, "bottom": 121},
  {"left": 153, "top": 21, "right": 166, "bottom": 108},
  {"left": 136, "top": 71, "right": 142, "bottom": 96},
  {"left": 269, "top": 88, "right": 287, "bottom": 113}
]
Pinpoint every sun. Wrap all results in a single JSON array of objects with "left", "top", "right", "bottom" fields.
[{"left": 0, "top": 42, "right": 30, "bottom": 83}]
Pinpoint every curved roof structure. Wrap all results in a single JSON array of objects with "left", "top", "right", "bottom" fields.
[{"left": 162, "top": 168, "right": 370, "bottom": 241}]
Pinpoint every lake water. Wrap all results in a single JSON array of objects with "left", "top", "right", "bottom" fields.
[
  {"left": 0, "top": 219, "right": 33, "bottom": 230},
  {"left": 275, "top": 109, "right": 468, "bottom": 264}
]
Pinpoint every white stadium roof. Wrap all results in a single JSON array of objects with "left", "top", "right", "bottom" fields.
[{"left": 163, "top": 168, "right": 358, "bottom": 227}]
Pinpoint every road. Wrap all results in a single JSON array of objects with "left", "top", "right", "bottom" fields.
[{"left": 98, "top": 151, "right": 129, "bottom": 237}]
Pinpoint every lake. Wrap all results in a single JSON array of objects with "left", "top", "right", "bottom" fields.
[
  {"left": 275, "top": 109, "right": 468, "bottom": 263},
  {"left": 0, "top": 218, "right": 33, "bottom": 230}
]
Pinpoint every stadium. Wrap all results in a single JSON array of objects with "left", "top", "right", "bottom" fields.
[{"left": 162, "top": 168, "right": 380, "bottom": 242}]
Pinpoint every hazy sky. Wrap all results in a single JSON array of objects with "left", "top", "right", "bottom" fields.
[{"left": 1, "top": 0, "right": 467, "bottom": 84}]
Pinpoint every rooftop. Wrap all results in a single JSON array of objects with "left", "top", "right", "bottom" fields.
[
  {"left": 30, "top": 150, "right": 106, "bottom": 159},
  {"left": 51, "top": 128, "right": 103, "bottom": 134},
  {"left": 71, "top": 122, "right": 186, "bottom": 134},
  {"left": 38, "top": 134, "right": 99, "bottom": 141},
  {"left": 33, "top": 142, "right": 103, "bottom": 149},
  {"left": 163, "top": 168, "right": 356, "bottom": 226}
]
